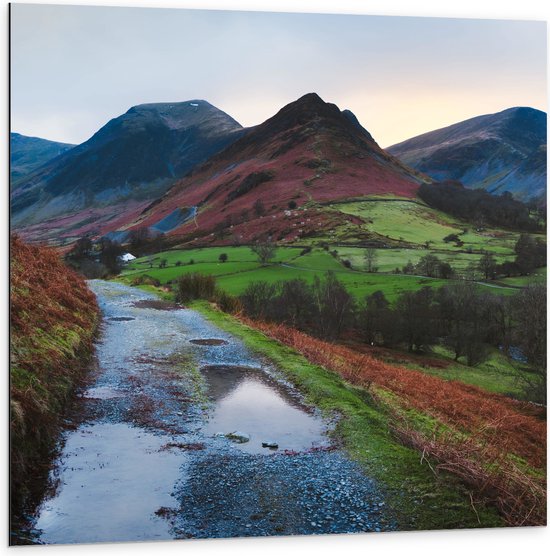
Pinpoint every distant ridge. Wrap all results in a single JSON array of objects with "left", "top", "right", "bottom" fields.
[
  {"left": 10, "top": 132, "right": 75, "bottom": 183},
  {"left": 388, "top": 107, "right": 547, "bottom": 201},
  {"left": 11, "top": 100, "right": 245, "bottom": 229}
]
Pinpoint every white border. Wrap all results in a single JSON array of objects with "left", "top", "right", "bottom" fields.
[{"left": 2, "top": 1, "right": 548, "bottom": 555}]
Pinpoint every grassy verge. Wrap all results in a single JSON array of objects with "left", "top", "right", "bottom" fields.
[
  {"left": 190, "top": 300, "right": 503, "bottom": 530},
  {"left": 10, "top": 236, "right": 100, "bottom": 516}
]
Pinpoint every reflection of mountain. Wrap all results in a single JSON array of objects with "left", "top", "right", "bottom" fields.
[
  {"left": 201, "top": 365, "right": 304, "bottom": 412},
  {"left": 201, "top": 365, "right": 257, "bottom": 401},
  {"left": 201, "top": 364, "right": 327, "bottom": 454},
  {"left": 388, "top": 107, "right": 547, "bottom": 201}
]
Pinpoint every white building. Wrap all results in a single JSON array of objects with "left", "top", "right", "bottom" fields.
[{"left": 119, "top": 253, "right": 136, "bottom": 263}]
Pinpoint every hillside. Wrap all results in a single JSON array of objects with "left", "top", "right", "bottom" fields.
[
  {"left": 10, "top": 132, "right": 74, "bottom": 183},
  {"left": 11, "top": 100, "right": 244, "bottom": 241},
  {"left": 10, "top": 236, "right": 99, "bottom": 513},
  {"left": 388, "top": 107, "right": 547, "bottom": 201},
  {"left": 123, "top": 93, "right": 429, "bottom": 243}
]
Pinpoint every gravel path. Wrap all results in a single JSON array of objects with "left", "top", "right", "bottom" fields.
[{"left": 27, "top": 280, "right": 396, "bottom": 544}]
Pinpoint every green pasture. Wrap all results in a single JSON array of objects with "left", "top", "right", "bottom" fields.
[
  {"left": 331, "top": 200, "right": 527, "bottom": 253},
  {"left": 121, "top": 245, "right": 517, "bottom": 302},
  {"left": 497, "top": 268, "right": 547, "bottom": 287},
  {"left": 336, "top": 247, "right": 514, "bottom": 274},
  {"left": 392, "top": 345, "right": 530, "bottom": 398},
  {"left": 125, "top": 245, "right": 302, "bottom": 269}
]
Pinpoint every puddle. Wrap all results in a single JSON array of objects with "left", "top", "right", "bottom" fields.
[
  {"left": 23, "top": 281, "right": 389, "bottom": 544},
  {"left": 190, "top": 338, "right": 229, "bottom": 346},
  {"left": 34, "top": 423, "right": 189, "bottom": 545},
  {"left": 131, "top": 300, "right": 182, "bottom": 311},
  {"left": 82, "top": 386, "right": 124, "bottom": 400},
  {"left": 201, "top": 365, "right": 329, "bottom": 455},
  {"left": 107, "top": 316, "right": 135, "bottom": 322}
]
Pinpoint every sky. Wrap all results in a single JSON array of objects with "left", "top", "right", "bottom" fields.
[{"left": 10, "top": 2, "right": 547, "bottom": 148}]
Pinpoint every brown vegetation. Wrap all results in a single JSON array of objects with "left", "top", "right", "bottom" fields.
[
  {"left": 239, "top": 318, "right": 547, "bottom": 525},
  {"left": 10, "top": 235, "right": 99, "bottom": 510}
]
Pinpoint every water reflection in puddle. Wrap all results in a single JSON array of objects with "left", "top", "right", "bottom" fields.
[
  {"left": 189, "top": 338, "right": 229, "bottom": 346},
  {"left": 202, "top": 365, "right": 329, "bottom": 454},
  {"left": 35, "top": 423, "right": 188, "bottom": 545},
  {"left": 82, "top": 386, "right": 124, "bottom": 400}
]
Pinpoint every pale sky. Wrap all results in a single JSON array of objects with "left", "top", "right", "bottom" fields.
[{"left": 10, "top": 3, "right": 547, "bottom": 148}]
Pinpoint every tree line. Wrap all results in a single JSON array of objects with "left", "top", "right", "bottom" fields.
[
  {"left": 238, "top": 272, "right": 546, "bottom": 401},
  {"left": 418, "top": 181, "right": 544, "bottom": 232}
]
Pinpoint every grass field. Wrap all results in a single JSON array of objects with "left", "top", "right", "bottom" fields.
[
  {"left": 336, "top": 246, "right": 514, "bottom": 274},
  {"left": 331, "top": 199, "right": 533, "bottom": 254},
  {"left": 121, "top": 245, "right": 520, "bottom": 302},
  {"left": 120, "top": 194, "right": 545, "bottom": 301},
  {"left": 497, "top": 268, "right": 547, "bottom": 287}
]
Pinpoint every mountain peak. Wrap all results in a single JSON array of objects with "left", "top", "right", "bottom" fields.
[
  {"left": 273, "top": 92, "right": 341, "bottom": 121},
  {"left": 127, "top": 99, "right": 213, "bottom": 112},
  {"left": 121, "top": 100, "right": 243, "bottom": 132},
  {"left": 240, "top": 92, "right": 376, "bottom": 151},
  {"left": 11, "top": 99, "right": 246, "bottom": 230}
]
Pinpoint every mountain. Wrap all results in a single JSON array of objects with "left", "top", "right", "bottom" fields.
[
  {"left": 388, "top": 107, "right": 547, "bottom": 201},
  {"left": 126, "top": 93, "right": 428, "bottom": 244},
  {"left": 11, "top": 100, "right": 244, "bottom": 236},
  {"left": 10, "top": 133, "right": 75, "bottom": 183}
]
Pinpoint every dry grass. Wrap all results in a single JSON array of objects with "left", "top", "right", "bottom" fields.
[
  {"left": 10, "top": 235, "right": 99, "bottom": 510},
  {"left": 240, "top": 318, "right": 547, "bottom": 525}
]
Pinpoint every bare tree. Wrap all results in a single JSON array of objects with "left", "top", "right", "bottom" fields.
[
  {"left": 436, "top": 281, "right": 490, "bottom": 365},
  {"left": 251, "top": 238, "right": 277, "bottom": 265},
  {"left": 478, "top": 251, "right": 497, "bottom": 280},
  {"left": 416, "top": 253, "right": 440, "bottom": 278},
  {"left": 364, "top": 248, "right": 378, "bottom": 273},
  {"left": 312, "top": 271, "right": 354, "bottom": 340},
  {"left": 508, "top": 284, "right": 546, "bottom": 403}
]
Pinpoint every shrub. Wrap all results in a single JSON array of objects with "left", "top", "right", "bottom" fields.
[
  {"left": 131, "top": 274, "right": 160, "bottom": 287},
  {"left": 253, "top": 198, "right": 266, "bottom": 216},
  {"left": 174, "top": 273, "right": 216, "bottom": 303},
  {"left": 215, "top": 289, "right": 242, "bottom": 314},
  {"left": 240, "top": 281, "right": 278, "bottom": 319},
  {"left": 219, "top": 253, "right": 228, "bottom": 263},
  {"left": 288, "top": 200, "right": 297, "bottom": 209}
]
